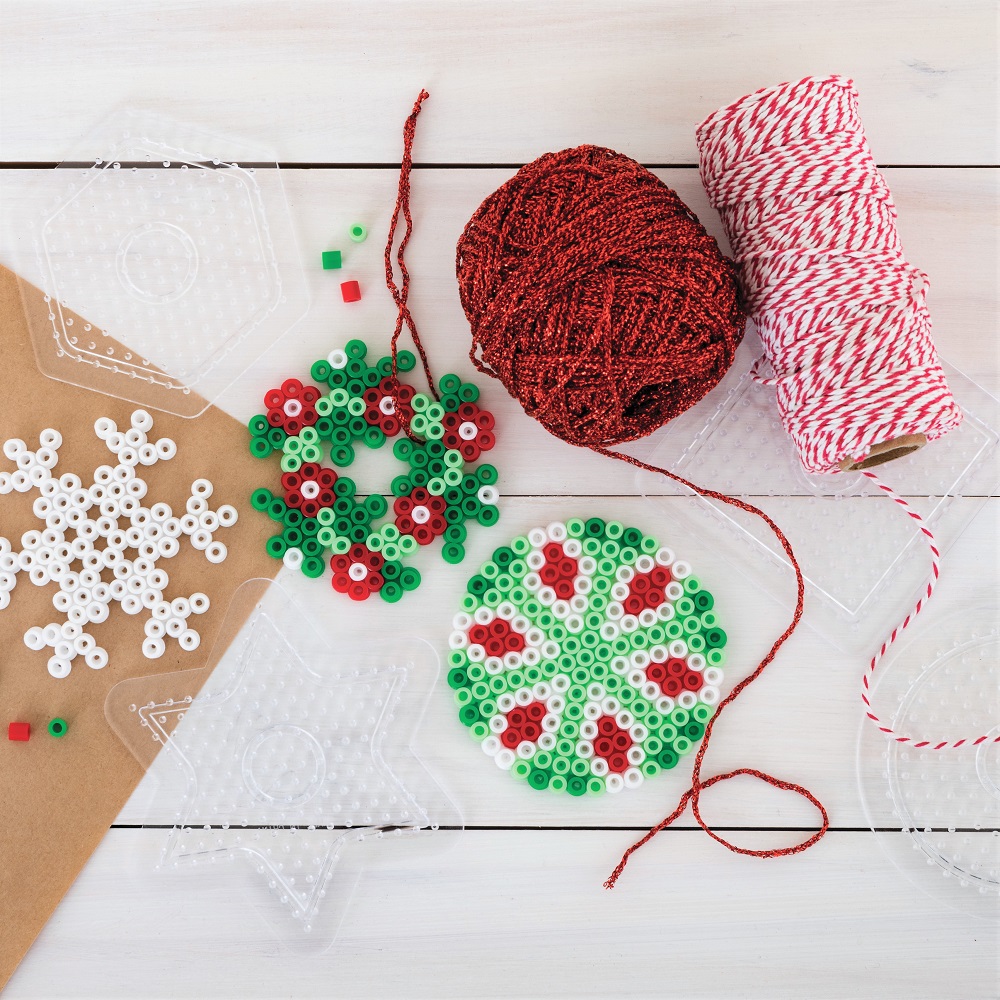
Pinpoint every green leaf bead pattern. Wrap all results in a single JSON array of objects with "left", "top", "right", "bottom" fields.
[
  {"left": 247, "top": 340, "right": 500, "bottom": 601},
  {"left": 448, "top": 519, "right": 726, "bottom": 795}
]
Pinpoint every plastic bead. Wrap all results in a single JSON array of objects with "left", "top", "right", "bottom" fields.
[
  {"left": 449, "top": 520, "right": 724, "bottom": 796},
  {"left": 8, "top": 722, "right": 30, "bottom": 741},
  {"left": 47, "top": 717, "right": 68, "bottom": 738},
  {"left": 321, "top": 250, "right": 343, "bottom": 270},
  {"left": 340, "top": 280, "right": 362, "bottom": 303},
  {"left": 349, "top": 223, "right": 367, "bottom": 242}
]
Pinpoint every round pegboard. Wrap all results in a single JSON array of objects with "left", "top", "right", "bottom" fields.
[{"left": 857, "top": 604, "right": 1000, "bottom": 919}]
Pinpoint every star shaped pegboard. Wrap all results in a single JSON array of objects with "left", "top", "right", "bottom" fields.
[{"left": 106, "top": 579, "right": 459, "bottom": 945}]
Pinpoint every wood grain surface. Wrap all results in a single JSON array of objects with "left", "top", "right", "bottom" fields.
[{"left": 0, "top": 2, "right": 997, "bottom": 997}]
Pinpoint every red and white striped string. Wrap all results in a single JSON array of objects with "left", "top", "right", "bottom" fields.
[{"left": 696, "top": 75, "right": 997, "bottom": 750}]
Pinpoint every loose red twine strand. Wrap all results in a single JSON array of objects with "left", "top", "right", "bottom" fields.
[
  {"left": 386, "top": 89, "right": 438, "bottom": 440},
  {"left": 454, "top": 144, "right": 829, "bottom": 887}
]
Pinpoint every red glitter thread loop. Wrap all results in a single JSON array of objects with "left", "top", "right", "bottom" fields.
[{"left": 455, "top": 145, "right": 829, "bottom": 883}]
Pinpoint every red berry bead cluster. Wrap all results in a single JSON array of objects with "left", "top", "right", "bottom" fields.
[
  {"left": 330, "top": 543, "right": 387, "bottom": 601},
  {"left": 500, "top": 701, "right": 547, "bottom": 748},
  {"left": 281, "top": 464, "right": 338, "bottom": 519},
  {"left": 363, "top": 378, "right": 415, "bottom": 437},
  {"left": 393, "top": 487, "right": 448, "bottom": 545},
  {"left": 264, "top": 379, "right": 322, "bottom": 436},
  {"left": 540, "top": 542, "right": 579, "bottom": 600},
  {"left": 442, "top": 403, "right": 496, "bottom": 461}
]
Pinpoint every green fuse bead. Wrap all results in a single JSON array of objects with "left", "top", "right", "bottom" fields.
[
  {"left": 265, "top": 535, "right": 287, "bottom": 558},
  {"left": 302, "top": 555, "right": 325, "bottom": 579},
  {"left": 442, "top": 543, "right": 465, "bottom": 564},
  {"left": 251, "top": 488, "right": 273, "bottom": 511},
  {"left": 705, "top": 628, "right": 727, "bottom": 648},
  {"left": 249, "top": 438, "right": 272, "bottom": 460}
]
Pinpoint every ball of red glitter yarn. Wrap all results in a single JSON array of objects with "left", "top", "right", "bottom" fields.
[{"left": 456, "top": 145, "right": 746, "bottom": 447}]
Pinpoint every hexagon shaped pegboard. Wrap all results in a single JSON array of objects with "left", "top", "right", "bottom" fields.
[{"left": 20, "top": 110, "right": 309, "bottom": 417}]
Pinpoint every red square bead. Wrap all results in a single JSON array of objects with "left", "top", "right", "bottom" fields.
[
  {"left": 8, "top": 722, "right": 30, "bottom": 742},
  {"left": 340, "top": 280, "right": 362, "bottom": 303}
]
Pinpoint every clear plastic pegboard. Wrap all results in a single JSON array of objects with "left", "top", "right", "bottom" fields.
[
  {"left": 105, "top": 578, "right": 460, "bottom": 949},
  {"left": 637, "top": 342, "right": 999, "bottom": 654},
  {"left": 856, "top": 604, "right": 999, "bottom": 920},
  {"left": 14, "top": 109, "right": 309, "bottom": 417}
]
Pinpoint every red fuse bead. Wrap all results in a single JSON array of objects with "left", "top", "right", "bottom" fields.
[
  {"left": 8, "top": 722, "right": 30, "bottom": 741},
  {"left": 340, "top": 280, "right": 362, "bottom": 303}
]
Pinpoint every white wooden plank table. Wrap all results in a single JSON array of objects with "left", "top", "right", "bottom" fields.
[{"left": 1, "top": 3, "right": 997, "bottom": 997}]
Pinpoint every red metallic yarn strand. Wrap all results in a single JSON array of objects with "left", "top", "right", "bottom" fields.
[
  {"left": 455, "top": 145, "right": 829, "bottom": 884},
  {"left": 594, "top": 446, "right": 828, "bottom": 887},
  {"left": 385, "top": 89, "right": 438, "bottom": 441}
]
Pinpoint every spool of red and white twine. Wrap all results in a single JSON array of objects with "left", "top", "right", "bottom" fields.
[{"left": 696, "top": 75, "right": 996, "bottom": 750}]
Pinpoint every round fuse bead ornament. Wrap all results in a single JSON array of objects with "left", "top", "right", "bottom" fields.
[{"left": 448, "top": 520, "right": 726, "bottom": 795}]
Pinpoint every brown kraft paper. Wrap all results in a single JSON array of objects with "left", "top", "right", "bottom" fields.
[{"left": 0, "top": 264, "right": 280, "bottom": 989}]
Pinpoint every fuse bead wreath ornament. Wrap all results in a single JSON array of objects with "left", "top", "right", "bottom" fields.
[
  {"left": 447, "top": 518, "right": 726, "bottom": 795},
  {"left": 247, "top": 339, "right": 500, "bottom": 602}
]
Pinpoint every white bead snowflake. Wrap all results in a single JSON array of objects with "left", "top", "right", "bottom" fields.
[{"left": 0, "top": 410, "right": 237, "bottom": 678}]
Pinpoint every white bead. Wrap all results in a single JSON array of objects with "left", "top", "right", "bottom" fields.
[
  {"left": 93, "top": 418, "right": 116, "bottom": 440},
  {"left": 205, "top": 541, "right": 227, "bottom": 564},
  {"left": 178, "top": 629, "right": 200, "bottom": 651},
  {"left": 47, "top": 656, "right": 72, "bottom": 679},
  {"left": 142, "top": 637, "right": 165, "bottom": 659},
  {"left": 144, "top": 619, "right": 166, "bottom": 638},
  {"left": 24, "top": 627, "right": 46, "bottom": 651},
  {"left": 85, "top": 647, "right": 109, "bottom": 669}
]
